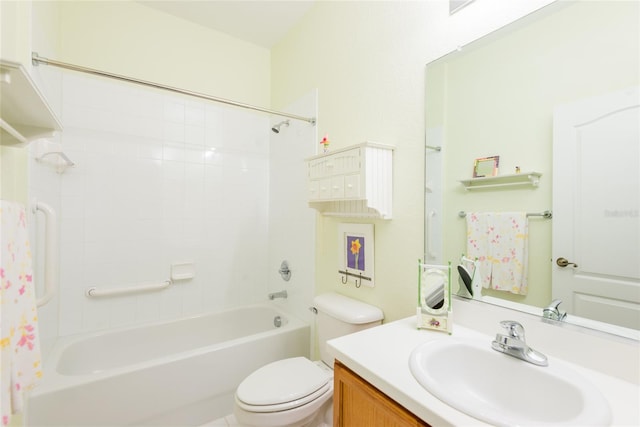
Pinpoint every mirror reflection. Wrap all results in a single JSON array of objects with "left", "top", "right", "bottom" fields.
[
  {"left": 425, "top": 1, "right": 639, "bottom": 334},
  {"left": 423, "top": 269, "right": 446, "bottom": 310}
]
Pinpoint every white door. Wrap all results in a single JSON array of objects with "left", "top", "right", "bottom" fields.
[{"left": 552, "top": 87, "right": 640, "bottom": 330}]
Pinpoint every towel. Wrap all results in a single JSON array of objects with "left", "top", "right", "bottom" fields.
[
  {"left": 466, "top": 212, "right": 529, "bottom": 295},
  {"left": 1, "top": 201, "right": 43, "bottom": 426}
]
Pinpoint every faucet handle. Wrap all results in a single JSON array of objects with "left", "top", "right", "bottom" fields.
[
  {"left": 546, "top": 299, "right": 563, "bottom": 310},
  {"left": 499, "top": 320, "right": 526, "bottom": 341}
]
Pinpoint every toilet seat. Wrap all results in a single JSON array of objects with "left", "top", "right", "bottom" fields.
[{"left": 235, "top": 357, "right": 332, "bottom": 413}]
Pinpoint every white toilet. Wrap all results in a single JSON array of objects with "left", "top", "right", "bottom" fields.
[{"left": 234, "top": 293, "right": 384, "bottom": 427}]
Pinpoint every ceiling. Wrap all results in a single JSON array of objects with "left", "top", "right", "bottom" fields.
[{"left": 137, "top": 1, "right": 316, "bottom": 48}]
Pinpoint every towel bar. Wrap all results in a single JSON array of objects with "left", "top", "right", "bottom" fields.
[{"left": 458, "top": 210, "right": 552, "bottom": 219}]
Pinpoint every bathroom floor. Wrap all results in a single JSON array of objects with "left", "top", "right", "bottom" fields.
[{"left": 200, "top": 414, "right": 244, "bottom": 427}]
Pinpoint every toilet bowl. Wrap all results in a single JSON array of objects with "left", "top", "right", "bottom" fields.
[
  {"left": 233, "top": 293, "right": 384, "bottom": 427},
  {"left": 234, "top": 357, "right": 333, "bottom": 427}
]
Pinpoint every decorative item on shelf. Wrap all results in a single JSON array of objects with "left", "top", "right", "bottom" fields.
[
  {"left": 320, "top": 134, "right": 330, "bottom": 153},
  {"left": 416, "top": 260, "right": 452, "bottom": 334},
  {"left": 473, "top": 155, "right": 500, "bottom": 178},
  {"left": 338, "top": 223, "right": 374, "bottom": 288}
]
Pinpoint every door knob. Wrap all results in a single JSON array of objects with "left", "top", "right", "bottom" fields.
[{"left": 556, "top": 257, "right": 578, "bottom": 268}]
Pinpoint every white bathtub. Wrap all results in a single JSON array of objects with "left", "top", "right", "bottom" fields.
[{"left": 26, "top": 304, "right": 310, "bottom": 426}]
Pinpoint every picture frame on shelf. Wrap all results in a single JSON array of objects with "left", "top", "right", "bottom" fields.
[{"left": 473, "top": 155, "right": 500, "bottom": 178}]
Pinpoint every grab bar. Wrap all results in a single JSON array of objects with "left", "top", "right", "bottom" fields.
[
  {"left": 32, "top": 199, "right": 58, "bottom": 307},
  {"left": 85, "top": 280, "right": 172, "bottom": 298},
  {"left": 426, "top": 210, "right": 437, "bottom": 259}
]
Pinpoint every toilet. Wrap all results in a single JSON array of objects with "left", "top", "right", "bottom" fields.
[{"left": 234, "top": 292, "right": 384, "bottom": 427}]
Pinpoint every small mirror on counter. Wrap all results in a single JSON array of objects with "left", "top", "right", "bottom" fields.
[
  {"left": 473, "top": 155, "right": 500, "bottom": 178},
  {"left": 417, "top": 261, "right": 452, "bottom": 334}
]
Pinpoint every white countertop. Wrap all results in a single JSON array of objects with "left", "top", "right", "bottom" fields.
[{"left": 327, "top": 316, "right": 640, "bottom": 426}]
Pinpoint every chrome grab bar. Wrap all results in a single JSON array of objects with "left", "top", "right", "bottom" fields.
[{"left": 32, "top": 199, "right": 58, "bottom": 307}]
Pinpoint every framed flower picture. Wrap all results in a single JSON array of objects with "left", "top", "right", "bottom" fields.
[{"left": 338, "top": 223, "right": 374, "bottom": 288}]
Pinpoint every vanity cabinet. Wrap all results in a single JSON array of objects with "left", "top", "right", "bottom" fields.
[
  {"left": 334, "top": 360, "right": 430, "bottom": 427},
  {"left": 306, "top": 142, "right": 394, "bottom": 219}
]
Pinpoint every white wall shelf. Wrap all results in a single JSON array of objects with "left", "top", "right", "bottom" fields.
[
  {"left": 459, "top": 171, "right": 542, "bottom": 190},
  {"left": 306, "top": 142, "right": 394, "bottom": 219},
  {"left": 0, "top": 59, "right": 62, "bottom": 146}
]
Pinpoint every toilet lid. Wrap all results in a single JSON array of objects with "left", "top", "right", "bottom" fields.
[{"left": 236, "top": 357, "right": 332, "bottom": 410}]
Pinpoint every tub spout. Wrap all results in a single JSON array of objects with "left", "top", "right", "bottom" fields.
[{"left": 269, "top": 290, "right": 288, "bottom": 300}]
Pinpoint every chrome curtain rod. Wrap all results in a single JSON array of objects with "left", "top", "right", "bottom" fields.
[
  {"left": 32, "top": 52, "right": 316, "bottom": 125},
  {"left": 458, "top": 210, "right": 552, "bottom": 219}
]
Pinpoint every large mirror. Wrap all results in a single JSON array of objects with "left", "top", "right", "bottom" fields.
[{"left": 425, "top": 0, "right": 639, "bottom": 337}]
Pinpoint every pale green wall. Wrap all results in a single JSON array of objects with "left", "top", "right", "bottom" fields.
[
  {"left": 0, "top": 0, "right": 33, "bottom": 65},
  {"left": 438, "top": 1, "right": 639, "bottom": 307},
  {"left": 272, "top": 1, "right": 432, "bottom": 322},
  {"left": 1, "top": 0, "right": 34, "bottom": 204},
  {"left": 56, "top": 1, "right": 271, "bottom": 106},
  {"left": 270, "top": 0, "right": 558, "bottom": 322}
]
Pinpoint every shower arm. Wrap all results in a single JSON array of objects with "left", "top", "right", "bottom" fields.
[{"left": 32, "top": 52, "right": 317, "bottom": 125}]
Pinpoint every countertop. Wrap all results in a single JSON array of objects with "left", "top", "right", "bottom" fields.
[{"left": 327, "top": 316, "right": 640, "bottom": 426}]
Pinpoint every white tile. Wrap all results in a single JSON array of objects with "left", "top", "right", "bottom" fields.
[
  {"left": 164, "top": 122, "right": 185, "bottom": 143},
  {"left": 137, "top": 138, "right": 164, "bottom": 160},
  {"left": 162, "top": 159, "right": 186, "bottom": 183},
  {"left": 185, "top": 143, "right": 206, "bottom": 164},
  {"left": 53, "top": 72, "right": 285, "bottom": 336},
  {"left": 164, "top": 100, "right": 185, "bottom": 123},
  {"left": 185, "top": 102, "right": 205, "bottom": 126},
  {"left": 109, "top": 297, "right": 137, "bottom": 328},
  {"left": 135, "top": 292, "right": 162, "bottom": 323},
  {"left": 185, "top": 125, "right": 206, "bottom": 146}
]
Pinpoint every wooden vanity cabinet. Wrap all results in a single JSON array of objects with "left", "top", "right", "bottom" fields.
[{"left": 333, "top": 360, "right": 431, "bottom": 427}]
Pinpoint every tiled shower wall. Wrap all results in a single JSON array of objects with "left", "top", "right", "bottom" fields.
[{"left": 55, "top": 72, "right": 273, "bottom": 336}]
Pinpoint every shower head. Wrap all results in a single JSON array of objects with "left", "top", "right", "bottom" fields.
[{"left": 271, "top": 120, "right": 290, "bottom": 134}]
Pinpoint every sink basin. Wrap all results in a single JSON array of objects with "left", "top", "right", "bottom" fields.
[{"left": 409, "top": 338, "right": 611, "bottom": 426}]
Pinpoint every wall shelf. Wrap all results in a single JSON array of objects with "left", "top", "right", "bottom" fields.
[
  {"left": 306, "top": 142, "right": 394, "bottom": 219},
  {"left": 459, "top": 171, "right": 541, "bottom": 190},
  {"left": 0, "top": 59, "right": 62, "bottom": 146}
]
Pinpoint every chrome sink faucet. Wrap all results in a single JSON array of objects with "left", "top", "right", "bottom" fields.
[
  {"left": 543, "top": 299, "right": 567, "bottom": 321},
  {"left": 491, "top": 320, "right": 548, "bottom": 366}
]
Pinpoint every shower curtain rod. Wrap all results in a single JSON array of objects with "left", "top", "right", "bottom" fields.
[{"left": 32, "top": 52, "right": 317, "bottom": 125}]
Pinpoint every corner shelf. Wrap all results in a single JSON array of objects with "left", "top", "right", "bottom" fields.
[
  {"left": 459, "top": 171, "right": 542, "bottom": 190},
  {"left": 0, "top": 59, "right": 62, "bottom": 146}
]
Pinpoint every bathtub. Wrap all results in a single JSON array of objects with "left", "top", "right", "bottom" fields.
[{"left": 26, "top": 304, "right": 310, "bottom": 426}]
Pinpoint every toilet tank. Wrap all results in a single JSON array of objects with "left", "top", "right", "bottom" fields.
[{"left": 313, "top": 293, "right": 384, "bottom": 366}]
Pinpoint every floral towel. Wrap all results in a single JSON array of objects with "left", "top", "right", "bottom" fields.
[
  {"left": 1, "top": 201, "right": 42, "bottom": 426},
  {"left": 466, "top": 212, "right": 529, "bottom": 295}
]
